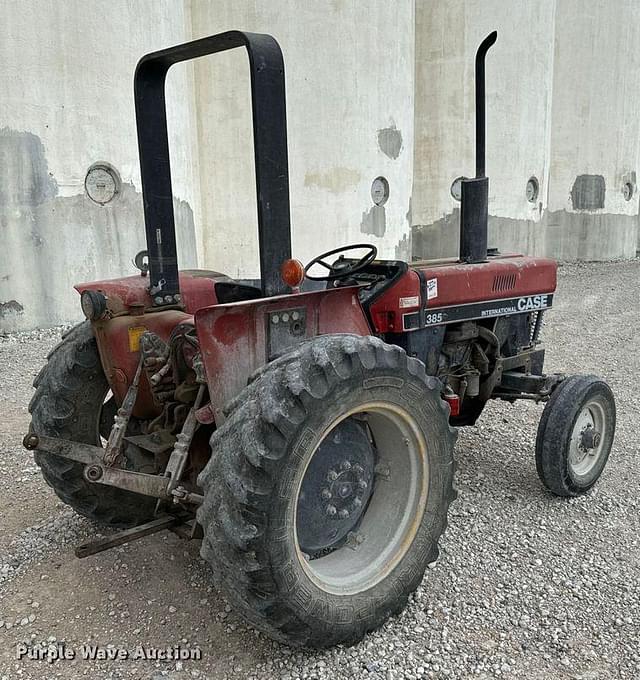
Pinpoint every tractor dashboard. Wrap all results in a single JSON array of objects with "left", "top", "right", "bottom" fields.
[{"left": 328, "top": 258, "right": 407, "bottom": 298}]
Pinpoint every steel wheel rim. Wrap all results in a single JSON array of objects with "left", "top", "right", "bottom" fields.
[
  {"left": 568, "top": 397, "right": 607, "bottom": 477},
  {"left": 293, "top": 401, "right": 429, "bottom": 595}
]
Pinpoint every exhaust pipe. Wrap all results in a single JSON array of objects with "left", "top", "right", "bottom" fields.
[{"left": 459, "top": 31, "right": 497, "bottom": 264}]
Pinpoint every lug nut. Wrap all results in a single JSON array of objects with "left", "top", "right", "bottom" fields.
[
  {"left": 338, "top": 509, "right": 349, "bottom": 519},
  {"left": 353, "top": 464, "right": 364, "bottom": 474},
  {"left": 327, "top": 470, "right": 338, "bottom": 481},
  {"left": 321, "top": 488, "right": 332, "bottom": 500},
  {"left": 340, "top": 460, "right": 352, "bottom": 471},
  {"left": 326, "top": 504, "right": 337, "bottom": 517},
  {"left": 358, "top": 479, "right": 368, "bottom": 489},
  {"left": 353, "top": 497, "right": 362, "bottom": 507}
]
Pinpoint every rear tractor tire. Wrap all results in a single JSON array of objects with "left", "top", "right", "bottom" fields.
[
  {"left": 535, "top": 374, "right": 616, "bottom": 497},
  {"left": 29, "top": 322, "right": 156, "bottom": 527},
  {"left": 197, "top": 334, "right": 457, "bottom": 648}
]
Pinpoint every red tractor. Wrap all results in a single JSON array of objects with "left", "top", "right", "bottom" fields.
[{"left": 24, "top": 31, "right": 615, "bottom": 647}]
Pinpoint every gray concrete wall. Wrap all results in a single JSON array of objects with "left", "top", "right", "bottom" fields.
[
  {"left": 0, "top": 0, "right": 200, "bottom": 331},
  {"left": 412, "top": 0, "right": 556, "bottom": 260},
  {"left": 412, "top": 0, "right": 640, "bottom": 262},
  {"left": 189, "top": 0, "right": 415, "bottom": 279},
  {"left": 545, "top": 0, "right": 640, "bottom": 260}
]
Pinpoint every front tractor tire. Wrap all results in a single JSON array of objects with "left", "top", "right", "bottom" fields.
[
  {"left": 29, "top": 322, "right": 155, "bottom": 527},
  {"left": 535, "top": 374, "right": 616, "bottom": 497},
  {"left": 197, "top": 334, "right": 457, "bottom": 648}
]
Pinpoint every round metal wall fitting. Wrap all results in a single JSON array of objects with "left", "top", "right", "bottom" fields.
[
  {"left": 371, "top": 176, "right": 389, "bottom": 206},
  {"left": 526, "top": 176, "right": 539, "bottom": 203},
  {"left": 450, "top": 176, "right": 466, "bottom": 202},
  {"left": 623, "top": 182, "right": 634, "bottom": 201},
  {"left": 85, "top": 163, "right": 121, "bottom": 205}
]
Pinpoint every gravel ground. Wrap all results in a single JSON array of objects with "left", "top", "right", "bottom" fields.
[{"left": 0, "top": 260, "right": 638, "bottom": 680}]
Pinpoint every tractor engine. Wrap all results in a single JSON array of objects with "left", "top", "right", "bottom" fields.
[
  {"left": 436, "top": 311, "right": 542, "bottom": 423},
  {"left": 440, "top": 321, "right": 496, "bottom": 401},
  {"left": 440, "top": 313, "right": 536, "bottom": 397}
]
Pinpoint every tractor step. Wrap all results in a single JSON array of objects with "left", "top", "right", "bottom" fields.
[{"left": 75, "top": 515, "right": 187, "bottom": 558}]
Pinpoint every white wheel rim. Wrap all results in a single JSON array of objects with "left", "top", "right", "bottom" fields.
[
  {"left": 568, "top": 397, "right": 607, "bottom": 477},
  {"left": 293, "top": 401, "right": 429, "bottom": 596}
]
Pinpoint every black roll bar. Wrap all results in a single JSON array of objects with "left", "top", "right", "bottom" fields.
[{"left": 134, "top": 31, "right": 292, "bottom": 304}]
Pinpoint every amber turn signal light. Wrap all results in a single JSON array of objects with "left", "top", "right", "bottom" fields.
[{"left": 281, "top": 258, "right": 305, "bottom": 288}]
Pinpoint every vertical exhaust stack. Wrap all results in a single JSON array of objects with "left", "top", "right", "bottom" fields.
[{"left": 459, "top": 31, "right": 497, "bottom": 264}]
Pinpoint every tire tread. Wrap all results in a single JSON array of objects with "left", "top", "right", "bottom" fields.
[
  {"left": 29, "top": 321, "right": 154, "bottom": 527},
  {"left": 197, "top": 334, "right": 457, "bottom": 647}
]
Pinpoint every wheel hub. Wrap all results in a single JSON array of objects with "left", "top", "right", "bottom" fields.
[
  {"left": 568, "top": 400, "right": 608, "bottom": 475},
  {"left": 296, "top": 418, "right": 375, "bottom": 556},
  {"left": 323, "top": 460, "right": 369, "bottom": 520},
  {"left": 580, "top": 425, "right": 601, "bottom": 451}
]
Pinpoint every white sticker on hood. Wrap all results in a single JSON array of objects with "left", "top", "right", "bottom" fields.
[
  {"left": 399, "top": 295, "right": 420, "bottom": 309},
  {"left": 427, "top": 278, "right": 438, "bottom": 300}
]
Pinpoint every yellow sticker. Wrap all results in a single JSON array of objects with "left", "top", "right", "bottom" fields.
[{"left": 128, "top": 326, "right": 147, "bottom": 352}]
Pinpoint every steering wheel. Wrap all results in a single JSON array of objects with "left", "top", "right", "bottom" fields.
[{"left": 304, "top": 244, "right": 378, "bottom": 281}]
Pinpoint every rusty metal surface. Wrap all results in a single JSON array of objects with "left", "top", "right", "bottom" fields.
[
  {"left": 164, "top": 385, "right": 206, "bottom": 494},
  {"left": 74, "top": 271, "right": 221, "bottom": 317},
  {"left": 124, "top": 430, "right": 176, "bottom": 455},
  {"left": 169, "top": 518, "right": 204, "bottom": 540},
  {"left": 170, "top": 487, "right": 205, "bottom": 506},
  {"left": 23, "top": 434, "right": 102, "bottom": 466},
  {"left": 25, "top": 432, "right": 204, "bottom": 505},
  {"left": 84, "top": 465, "right": 170, "bottom": 499},
  {"left": 103, "top": 355, "right": 144, "bottom": 466},
  {"left": 92, "top": 310, "right": 193, "bottom": 418},
  {"left": 194, "top": 287, "right": 372, "bottom": 424},
  {"left": 75, "top": 515, "right": 183, "bottom": 558}
]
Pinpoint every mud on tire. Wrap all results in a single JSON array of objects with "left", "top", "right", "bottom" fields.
[
  {"left": 197, "top": 334, "right": 457, "bottom": 648},
  {"left": 29, "top": 322, "right": 155, "bottom": 527}
]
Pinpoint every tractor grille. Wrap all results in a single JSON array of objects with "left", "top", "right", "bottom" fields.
[
  {"left": 492, "top": 273, "right": 517, "bottom": 292},
  {"left": 530, "top": 311, "right": 539, "bottom": 341},
  {"left": 530, "top": 310, "right": 545, "bottom": 343}
]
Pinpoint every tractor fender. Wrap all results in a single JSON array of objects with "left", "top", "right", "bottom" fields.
[
  {"left": 92, "top": 309, "right": 193, "bottom": 419},
  {"left": 194, "top": 287, "right": 371, "bottom": 425}
]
